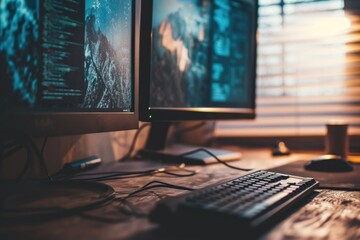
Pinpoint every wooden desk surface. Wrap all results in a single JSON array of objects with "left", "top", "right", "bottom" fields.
[{"left": 1, "top": 148, "right": 359, "bottom": 240}]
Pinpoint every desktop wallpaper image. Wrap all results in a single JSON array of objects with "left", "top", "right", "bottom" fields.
[
  {"left": 150, "top": 0, "right": 211, "bottom": 108},
  {"left": 0, "top": 0, "right": 39, "bottom": 108},
  {"left": 1, "top": 0, "right": 133, "bottom": 111},
  {"left": 150, "top": 0, "right": 250, "bottom": 109},
  {"left": 84, "top": 0, "right": 133, "bottom": 110}
]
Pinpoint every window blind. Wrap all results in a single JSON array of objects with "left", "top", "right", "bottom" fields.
[{"left": 216, "top": 0, "right": 360, "bottom": 137}]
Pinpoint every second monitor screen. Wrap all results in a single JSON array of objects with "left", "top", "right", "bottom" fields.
[{"left": 150, "top": 0, "right": 254, "bottom": 109}]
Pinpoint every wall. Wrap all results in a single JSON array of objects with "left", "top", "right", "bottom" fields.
[
  {"left": 0, "top": 121, "right": 215, "bottom": 178},
  {"left": 1, "top": 127, "right": 150, "bottom": 179}
]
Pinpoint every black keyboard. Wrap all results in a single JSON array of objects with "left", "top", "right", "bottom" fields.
[{"left": 150, "top": 170, "right": 318, "bottom": 238}]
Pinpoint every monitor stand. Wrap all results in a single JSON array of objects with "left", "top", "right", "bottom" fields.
[{"left": 140, "top": 122, "right": 242, "bottom": 165}]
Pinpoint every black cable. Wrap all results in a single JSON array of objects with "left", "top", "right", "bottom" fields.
[
  {"left": 54, "top": 164, "right": 198, "bottom": 182},
  {"left": 179, "top": 148, "right": 253, "bottom": 172},
  {"left": 119, "top": 123, "right": 151, "bottom": 161},
  {"left": 114, "top": 182, "right": 194, "bottom": 217},
  {"left": 1, "top": 191, "right": 115, "bottom": 223},
  {"left": 41, "top": 137, "right": 48, "bottom": 159},
  {"left": 0, "top": 142, "right": 3, "bottom": 175},
  {"left": 1, "top": 133, "right": 51, "bottom": 181},
  {"left": 1, "top": 140, "right": 18, "bottom": 152},
  {"left": 57, "top": 173, "right": 152, "bottom": 182},
  {"left": 51, "top": 168, "right": 155, "bottom": 181},
  {"left": 24, "top": 134, "right": 51, "bottom": 180},
  {"left": 0, "top": 142, "right": 33, "bottom": 206},
  {"left": 2, "top": 144, "right": 23, "bottom": 160},
  {"left": 87, "top": 181, "right": 196, "bottom": 220},
  {"left": 0, "top": 140, "right": 21, "bottom": 164},
  {"left": 64, "top": 170, "right": 198, "bottom": 182},
  {"left": 126, "top": 185, "right": 193, "bottom": 199},
  {"left": 162, "top": 170, "right": 197, "bottom": 177},
  {"left": 16, "top": 143, "right": 32, "bottom": 179},
  {"left": 118, "top": 180, "right": 194, "bottom": 200},
  {"left": 0, "top": 133, "right": 49, "bottom": 179},
  {"left": 0, "top": 139, "right": 33, "bottom": 180},
  {"left": 113, "top": 197, "right": 148, "bottom": 217},
  {"left": 158, "top": 164, "right": 199, "bottom": 177}
]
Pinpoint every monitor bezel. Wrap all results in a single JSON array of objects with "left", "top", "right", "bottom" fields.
[
  {"left": 139, "top": 0, "right": 257, "bottom": 122},
  {"left": 1, "top": 0, "right": 139, "bottom": 137}
]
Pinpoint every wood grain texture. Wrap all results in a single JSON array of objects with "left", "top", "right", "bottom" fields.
[
  {"left": 265, "top": 190, "right": 360, "bottom": 240},
  {"left": 0, "top": 149, "right": 359, "bottom": 240}
]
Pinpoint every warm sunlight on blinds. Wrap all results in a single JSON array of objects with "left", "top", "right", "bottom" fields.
[{"left": 216, "top": 0, "right": 360, "bottom": 137}]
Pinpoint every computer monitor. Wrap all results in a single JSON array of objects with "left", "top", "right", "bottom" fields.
[
  {"left": 139, "top": 0, "right": 257, "bottom": 164},
  {"left": 0, "top": 0, "right": 139, "bottom": 137},
  {"left": 0, "top": 0, "right": 139, "bottom": 219}
]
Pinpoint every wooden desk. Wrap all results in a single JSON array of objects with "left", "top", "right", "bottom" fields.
[{"left": 1, "top": 148, "right": 359, "bottom": 239}]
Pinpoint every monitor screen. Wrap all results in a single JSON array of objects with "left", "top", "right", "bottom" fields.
[
  {"left": 140, "top": 0, "right": 257, "bottom": 121},
  {"left": 0, "top": 0, "right": 138, "bottom": 136}
]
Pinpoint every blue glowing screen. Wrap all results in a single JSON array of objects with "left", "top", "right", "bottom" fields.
[
  {"left": 150, "top": 0, "right": 254, "bottom": 108},
  {"left": 0, "top": 0, "right": 134, "bottom": 112}
]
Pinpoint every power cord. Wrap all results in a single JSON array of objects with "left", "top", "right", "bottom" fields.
[
  {"left": 77, "top": 180, "right": 196, "bottom": 222},
  {"left": 109, "top": 180, "right": 195, "bottom": 218},
  {"left": 122, "top": 123, "right": 250, "bottom": 172},
  {"left": 0, "top": 135, "right": 37, "bottom": 180},
  {"left": 121, "top": 180, "right": 195, "bottom": 199},
  {"left": 53, "top": 163, "right": 199, "bottom": 182},
  {"left": 119, "top": 123, "right": 151, "bottom": 161},
  {"left": 179, "top": 148, "right": 253, "bottom": 172},
  {"left": 41, "top": 137, "right": 48, "bottom": 161},
  {"left": 120, "top": 122, "right": 214, "bottom": 161},
  {"left": 22, "top": 133, "right": 51, "bottom": 180}
]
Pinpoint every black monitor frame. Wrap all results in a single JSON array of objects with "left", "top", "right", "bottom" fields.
[
  {"left": 138, "top": 0, "right": 258, "bottom": 164},
  {"left": 1, "top": 0, "right": 140, "bottom": 137},
  {"left": 139, "top": 0, "right": 257, "bottom": 122}
]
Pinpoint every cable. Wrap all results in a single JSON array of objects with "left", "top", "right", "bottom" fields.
[
  {"left": 124, "top": 183, "right": 194, "bottom": 199},
  {"left": 179, "top": 148, "right": 253, "bottom": 172},
  {"left": 112, "top": 180, "right": 195, "bottom": 216},
  {"left": 119, "top": 123, "right": 151, "bottom": 161},
  {"left": 0, "top": 133, "right": 51, "bottom": 181},
  {"left": 0, "top": 138, "right": 33, "bottom": 180},
  {"left": 81, "top": 180, "right": 196, "bottom": 220},
  {"left": 0, "top": 182, "right": 115, "bottom": 224},
  {"left": 1, "top": 140, "right": 18, "bottom": 153},
  {"left": 24, "top": 134, "right": 51, "bottom": 180},
  {"left": 54, "top": 164, "right": 198, "bottom": 182},
  {"left": 0, "top": 142, "right": 4, "bottom": 175},
  {"left": 41, "top": 137, "right": 48, "bottom": 160},
  {"left": 134, "top": 180, "right": 195, "bottom": 191},
  {"left": 16, "top": 143, "right": 33, "bottom": 179},
  {"left": 2, "top": 144, "right": 23, "bottom": 159},
  {"left": 114, "top": 180, "right": 195, "bottom": 215}
]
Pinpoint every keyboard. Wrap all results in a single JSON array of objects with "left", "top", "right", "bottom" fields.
[{"left": 150, "top": 170, "right": 318, "bottom": 238}]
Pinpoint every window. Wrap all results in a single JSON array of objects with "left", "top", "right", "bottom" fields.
[{"left": 216, "top": 0, "right": 360, "bottom": 138}]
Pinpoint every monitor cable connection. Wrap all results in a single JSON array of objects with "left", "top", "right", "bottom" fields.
[{"left": 118, "top": 123, "right": 151, "bottom": 161}]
